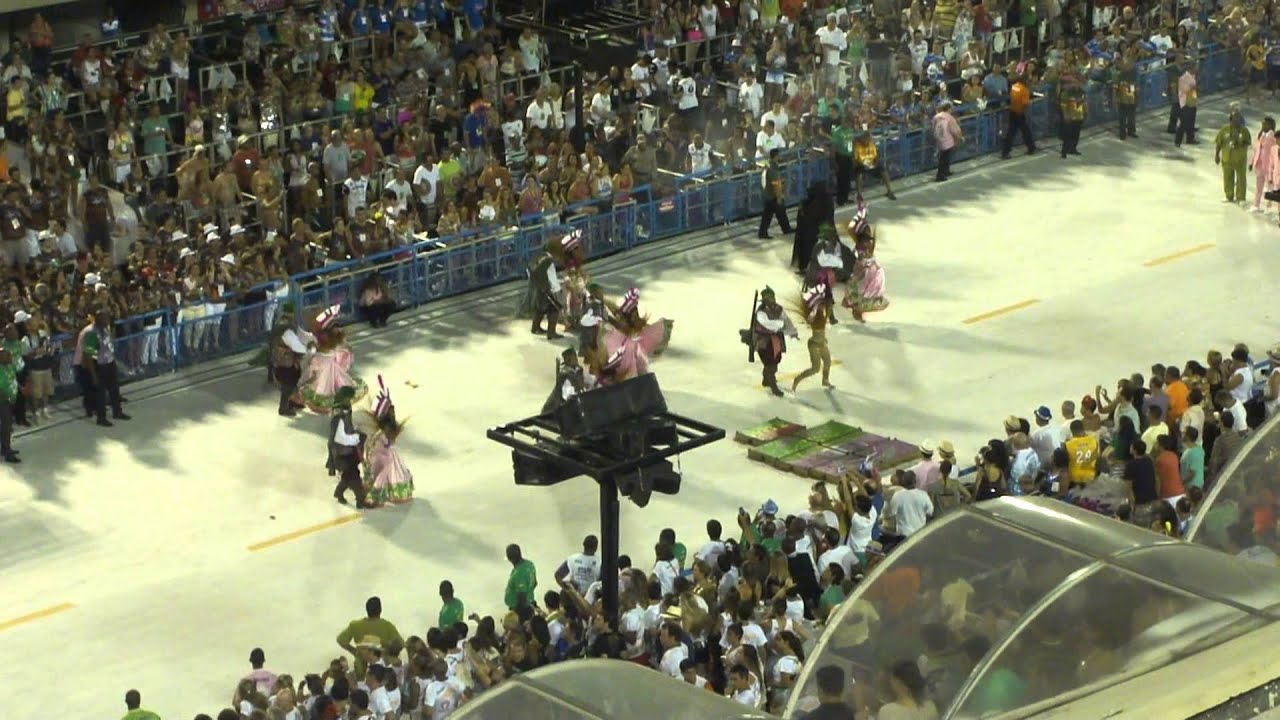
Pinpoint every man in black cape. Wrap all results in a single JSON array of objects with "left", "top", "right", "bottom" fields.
[{"left": 791, "top": 183, "right": 834, "bottom": 272}]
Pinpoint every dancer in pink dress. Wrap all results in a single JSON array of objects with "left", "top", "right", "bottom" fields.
[
  {"left": 1252, "top": 116, "right": 1277, "bottom": 215},
  {"left": 298, "top": 304, "right": 368, "bottom": 414},
  {"left": 363, "top": 376, "right": 413, "bottom": 506},
  {"left": 602, "top": 287, "right": 674, "bottom": 379},
  {"left": 841, "top": 202, "right": 889, "bottom": 323}
]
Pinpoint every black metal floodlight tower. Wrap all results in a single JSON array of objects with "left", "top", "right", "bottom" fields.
[{"left": 487, "top": 374, "right": 725, "bottom": 622}]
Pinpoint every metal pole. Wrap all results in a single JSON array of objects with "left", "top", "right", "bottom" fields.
[
  {"left": 572, "top": 62, "right": 586, "bottom": 154},
  {"left": 599, "top": 474, "right": 620, "bottom": 623}
]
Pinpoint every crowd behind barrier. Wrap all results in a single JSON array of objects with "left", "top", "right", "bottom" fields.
[{"left": 39, "top": 44, "right": 1245, "bottom": 400}]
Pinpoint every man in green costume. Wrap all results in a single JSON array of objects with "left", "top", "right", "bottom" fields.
[
  {"left": 504, "top": 543, "right": 538, "bottom": 610},
  {"left": 1215, "top": 103, "right": 1251, "bottom": 203},
  {"left": 831, "top": 116, "right": 856, "bottom": 205}
]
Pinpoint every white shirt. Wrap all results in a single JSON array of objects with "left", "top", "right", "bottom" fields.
[
  {"left": 688, "top": 142, "right": 712, "bottom": 173},
  {"left": 761, "top": 109, "right": 789, "bottom": 132},
  {"left": 738, "top": 80, "right": 764, "bottom": 117},
  {"left": 653, "top": 558, "right": 679, "bottom": 596},
  {"left": 526, "top": 100, "right": 553, "bottom": 130},
  {"left": 677, "top": 77, "right": 699, "bottom": 110},
  {"left": 731, "top": 680, "right": 761, "bottom": 707},
  {"left": 887, "top": 488, "right": 933, "bottom": 537},
  {"left": 695, "top": 539, "right": 725, "bottom": 566},
  {"left": 590, "top": 92, "right": 612, "bottom": 125},
  {"left": 755, "top": 130, "right": 786, "bottom": 158},
  {"left": 818, "top": 544, "right": 857, "bottom": 578},
  {"left": 385, "top": 178, "right": 412, "bottom": 213},
  {"left": 1030, "top": 423, "right": 1061, "bottom": 465},
  {"left": 281, "top": 327, "right": 311, "bottom": 354},
  {"left": 563, "top": 552, "right": 601, "bottom": 595},
  {"left": 1230, "top": 367, "right": 1254, "bottom": 405},
  {"left": 620, "top": 605, "right": 647, "bottom": 658},
  {"left": 846, "top": 508, "right": 876, "bottom": 552},
  {"left": 772, "top": 654, "right": 802, "bottom": 686},
  {"left": 413, "top": 163, "right": 439, "bottom": 205},
  {"left": 343, "top": 175, "right": 369, "bottom": 217},
  {"left": 755, "top": 309, "right": 784, "bottom": 332},
  {"left": 1225, "top": 401, "right": 1248, "bottom": 434},
  {"left": 741, "top": 621, "right": 768, "bottom": 648},
  {"left": 368, "top": 686, "right": 392, "bottom": 718},
  {"left": 518, "top": 34, "right": 541, "bottom": 72},
  {"left": 659, "top": 643, "right": 688, "bottom": 677},
  {"left": 816, "top": 25, "right": 847, "bottom": 65},
  {"left": 333, "top": 418, "right": 361, "bottom": 446},
  {"left": 631, "top": 62, "right": 651, "bottom": 95}
]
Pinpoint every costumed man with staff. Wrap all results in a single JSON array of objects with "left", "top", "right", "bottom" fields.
[
  {"left": 791, "top": 283, "right": 833, "bottom": 392},
  {"left": 1058, "top": 65, "right": 1086, "bottom": 158},
  {"left": 525, "top": 236, "right": 567, "bottom": 340},
  {"left": 757, "top": 149, "right": 792, "bottom": 239},
  {"left": 748, "top": 286, "right": 798, "bottom": 397},
  {"left": 577, "top": 283, "right": 608, "bottom": 364},
  {"left": 542, "top": 347, "right": 596, "bottom": 414},
  {"left": 327, "top": 385, "right": 370, "bottom": 508},
  {"left": 268, "top": 302, "right": 313, "bottom": 417}
]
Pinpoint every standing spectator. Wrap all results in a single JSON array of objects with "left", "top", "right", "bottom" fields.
[
  {"left": 1214, "top": 104, "right": 1250, "bottom": 203},
  {"left": 816, "top": 15, "right": 847, "bottom": 89},
  {"left": 79, "top": 174, "right": 115, "bottom": 253},
  {"left": 121, "top": 690, "right": 161, "bottom": 720},
  {"left": 1154, "top": 434, "right": 1184, "bottom": 503},
  {"left": 336, "top": 597, "right": 403, "bottom": 677},
  {"left": 932, "top": 101, "right": 962, "bottom": 182},
  {"left": 1125, "top": 440, "right": 1158, "bottom": 506},
  {"left": 243, "top": 648, "right": 277, "bottom": 694},
  {"left": 1175, "top": 64, "right": 1198, "bottom": 148},
  {"left": 1000, "top": 74, "right": 1035, "bottom": 158},
  {"left": 757, "top": 149, "right": 791, "bottom": 239},
  {"left": 1063, "top": 420, "right": 1099, "bottom": 493},
  {"left": 805, "top": 666, "right": 858, "bottom": 719},
  {"left": 27, "top": 14, "right": 53, "bottom": 76},
  {"left": 883, "top": 472, "right": 933, "bottom": 541},
  {"left": 852, "top": 131, "right": 896, "bottom": 200},
  {"left": 504, "top": 543, "right": 538, "bottom": 610},
  {"left": 83, "top": 312, "right": 129, "bottom": 427},
  {"left": 438, "top": 580, "right": 464, "bottom": 630},
  {"left": 555, "top": 535, "right": 601, "bottom": 595},
  {"left": 1208, "top": 412, "right": 1243, "bottom": 480},
  {"left": 830, "top": 116, "right": 855, "bottom": 205},
  {"left": 20, "top": 314, "right": 54, "bottom": 422},
  {"left": 323, "top": 131, "right": 352, "bottom": 186},
  {"left": 1181, "top": 427, "right": 1205, "bottom": 493},
  {"left": 0, "top": 344, "right": 16, "bottom": 463},
  {"left": 1029, "top": 406, "right": 1062, "bottom": 466}
]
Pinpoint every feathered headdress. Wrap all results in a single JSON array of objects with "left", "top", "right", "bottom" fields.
[
  {"left": 619, "top": 287, "right": 640, "bottom": 315},
  {"left": 316, "top": 303, "right": 342, "bottom": 330},
  {"left": 561, "top": 228, "right": 583, "bottom": 254},
  {"left": 374, "top": 375, "right": 392, "bottom": 420}
]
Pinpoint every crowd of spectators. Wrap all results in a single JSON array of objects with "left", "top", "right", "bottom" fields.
[{"left": 0, "top": 0, "right": 1264, "bottom": 413}]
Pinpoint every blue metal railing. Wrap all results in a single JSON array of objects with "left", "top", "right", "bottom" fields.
[{"left": 54, "top": 46, "right": 1241, "bottom": 394}]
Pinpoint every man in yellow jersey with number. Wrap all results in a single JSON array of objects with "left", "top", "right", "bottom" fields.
[{"left": 1063, "top": 420, "right": 1099, "bottom": 497}]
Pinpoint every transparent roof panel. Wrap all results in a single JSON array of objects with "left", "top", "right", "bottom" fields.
[
  {"left": 455, "top": 659, "right": 774, "bottom": 720},
  {"left": 952, "top": 565, "right": 1263, "bottom": 718},
  {"left": 786, "top": 511, "right": 1093, "bottom": 716},
  {"left": 1187, "top": 413, "right": 1280, "bottom": 560},
  {"left": 1112, "top": 544, "right": 1280, "bottom": 616},
  {"left": 973, "top": 496, "right": 1164, "bottom": 557}
]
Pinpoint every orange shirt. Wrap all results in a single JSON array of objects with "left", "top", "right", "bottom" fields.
[
  {"left": 1010, "top": 82, "right": 1031, "bottom": 113},
  {"left": 1166, "top": 380, "right": 1189, "bottom": 423},
  {"left": 1155, "top": 450, "right": 1183, "bottom": 499}
]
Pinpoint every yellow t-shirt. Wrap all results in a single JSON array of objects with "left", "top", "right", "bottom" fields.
[
  {"left": 353, "top": 84, "right": 375, "bottom": 112},
  {"left": 1065, "top": 435, "right": 1099, "bottom": 484},
  {"left": 1247, "top": 44, "right": 1266, "bottom": 71}
]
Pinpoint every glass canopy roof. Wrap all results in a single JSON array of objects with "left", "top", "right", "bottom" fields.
[
  {"left": 784, "top": 497, "right": 1280, "bottom": 719},
  {"left": 1186, "top": 413, "right": 1280, "bottom": 559},
  {"left": 453, "top": 659, "right": 774, "bottom": 720}
]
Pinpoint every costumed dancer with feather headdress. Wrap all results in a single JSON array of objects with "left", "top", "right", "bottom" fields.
[
  {"left": 841, "top": 199, "right": 889, "bottom": 323},
  {"left": 297, "top": 304, "right": 369, "bottom": 414},
  {"left": 559, "top": 229, "right": 590, "bottom": 328},
  {"left": 603, "top": 287, "right": 674, "bottom": 379},
  {"left": 754, "top": 286, "right": 799, "bottom": 397},
  {"left": 791, "top": 283, "right": 834, "bottom": 391},
  {"left": 268, "top": 301, "right": 314, "bottom": 417},
  {"left": 805, "top": 224, "right": 846, "bottom": 325},
  {"left": 362, "top": 376, "right": 414, "bottom": 506}
]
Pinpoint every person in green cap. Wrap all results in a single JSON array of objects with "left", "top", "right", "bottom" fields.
[
  {"left": 1215, "top": 103, "right": 1251, "bottom": 203},
  {"left": 752, "top": 286, "right": 798, "bottom": 397},
  {"left": 120, "top": 689, "right": 161, "bottom": 720},
  {"left": 327, "top": 385, "right": 369, "bottom": 508}
]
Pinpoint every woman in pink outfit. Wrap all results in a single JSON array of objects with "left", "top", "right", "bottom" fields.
[
  {"left": 841, "top": 202, "right": 889, "bottom": 322},
  {"left": 362, "top": 376, "right": 413, "bottom": 506},
  {"left": 298, "top": 304, "right": 368, "bottom": 414},
  {"left": 1251, "top": 116, "right": 1277, "bottom": 214},
  {"left": 602, "top": 287, "right": 673, "bottom": 379}
]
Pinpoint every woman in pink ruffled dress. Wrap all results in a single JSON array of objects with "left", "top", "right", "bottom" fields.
[
  {"left": 602, "top": 287, "right": 674, "bottom": 379},
  {"left": 298, "top": 304, "right": 368, "bottom": 414},
  {"left": 362, "top": 376, "right": 413, "bottom": 506},
  {"left": 841, "top": 202, "right": 889, "bottom": 323}
]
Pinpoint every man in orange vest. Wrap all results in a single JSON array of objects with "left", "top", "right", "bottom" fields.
[{"left": 1000, "top": 75, "right": 1036, "bottom": 158}]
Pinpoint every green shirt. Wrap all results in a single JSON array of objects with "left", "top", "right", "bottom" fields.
[
  {"left": 831, "top": 124, "right": 854, "bottom": 156},
  {"left": 0, "top": 362, "right": 16, "bottom": 404},
  {"left": 142, "top": 116, "right": 168, "bottom": 156},
  {"left": 2, "top": 339, "right": 21, "bottom": 373},
  {"left": 1180, "top": 445, "right": 1205, "bottom": 490},
  {"left": 673, "top": 542, "right": 687, "bottom": 569},
  {"left": 122, "top": 710, "right": 162, "bottom": 720},
  {"left": 1216, "top": 125, "right": 1251, "bottom": 162},
  {"left": 438, "top": 159, "right": 463, "bottom": 196},
  {"left": 438, "top": 597, "right": 464, "bottom": 629},
  {"left": 819, "top": 584, "right": 845, "bottom": 614},
  {"left": 336, "top": 617, "right": 403, "bottom": 676},
  {"left": 505, "top": 559, "right": 537, "bottom": 609}
]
